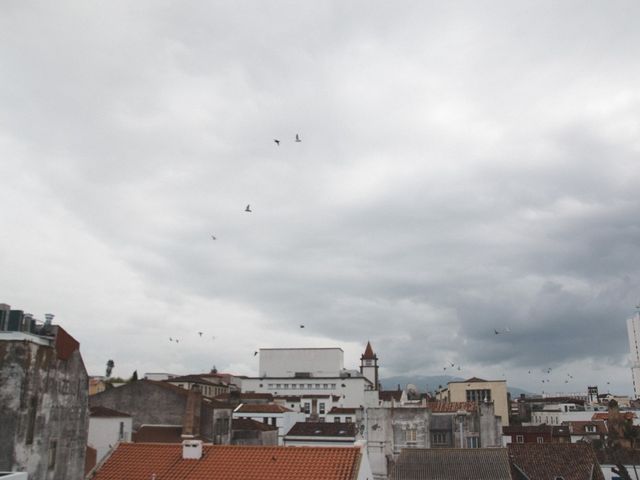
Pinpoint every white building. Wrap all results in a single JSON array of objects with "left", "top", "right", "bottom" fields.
[
  {"left": 232, "top": 403, "right": 306, "bottom": 445},
  {"left": 240, "top": 345, "right": 380, "bottom": 409},
  {"left": 628, "top": 313, "right": 640, "bottom": 399},
  {"left": 88, "top": 406, "right": 133, "bottom": 464}
]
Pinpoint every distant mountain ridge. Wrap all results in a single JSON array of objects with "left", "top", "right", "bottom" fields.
[{"left": 380, "top": 375, "right": 531, "bottom": 397}]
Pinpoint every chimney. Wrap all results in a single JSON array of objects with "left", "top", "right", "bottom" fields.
[
  {"left": 44, "top": 313, "right": 54, "bottom": 326},
  {"left": 182, "top": 385, "right": 202, "bottom": 439},
  {"left": 182, "top": 439, "right": 203, "bottom": 460}
]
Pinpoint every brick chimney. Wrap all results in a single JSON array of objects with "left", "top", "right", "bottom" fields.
[{"left": 182, "top": 385, "right": 202, "bottom": 439}]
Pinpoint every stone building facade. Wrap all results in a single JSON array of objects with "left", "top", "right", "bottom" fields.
[{"left": 0, "top": 306, "right": 88, "bottom": 480}]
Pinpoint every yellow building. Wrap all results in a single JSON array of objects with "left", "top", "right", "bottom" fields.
[{"left": 436, "top": 377, "right": 509, "bottom": 426}]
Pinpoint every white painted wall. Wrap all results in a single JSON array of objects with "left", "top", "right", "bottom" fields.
[
  {"left": 530, "top": 410, "right": 593, "bottom": 425},
  {"left": 259, "top": 348, "right": 344, "bottom": 377},
  {"left": 88, "top": 416, "right": 133, "bottom": 463},
  {"left": 242, "top": 376, "right": 371, "bottom": 409}
]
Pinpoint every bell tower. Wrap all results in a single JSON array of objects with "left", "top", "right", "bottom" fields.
[{"left": 360, "top": 341, "right": 379, "bottom": 390}]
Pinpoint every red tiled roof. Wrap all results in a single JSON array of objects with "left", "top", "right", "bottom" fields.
[
  {"left": 90, "top": 406, "right": 131, "bottom": 418},
  {"left": 362, "top": 341, "right": 376, "bottom": 359},
  {"left": 232, "top": 418, "right": 278, "bottom": 432},
  {"left": 592, "top": 411, "right": 636, "bottom": 421},
  {"left": 90, "top": 443, "right": 362, "bottom": 480},
  {"left": 508, "top": 443, "right": 605, "bottom": 480},
  {"left": 328, "top": 407, "right": 357, "bottom": 415},
  {"left": 286, "top": 422, "right": 357, "bottom": 437},
  {"left": 427, "top": 401, "right": 477, "bottom": 413},
  {"left": 562, "top": 420, "right": 608, "bottom": 435},
  {"left": 235, "top": 403, "right": 292, "bottom": 414}
]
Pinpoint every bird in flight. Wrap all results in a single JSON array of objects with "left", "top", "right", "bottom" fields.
[
  {"left": 253, "top": 351, "right": 259, "bottom": 356},
  {"left": 295, "top": 134, "right": 301, "bottom": 142},
  {"left": 211, "top": 235, "right": 216, "bottom": 240},
  {"left": 245, "top": 204, "right": 252, "bottom": 213},
  {"left": 494, "top": 329, "right": 500, "bottom": 335},
  {"left": 169, "top": 337, "right": 173, "bottom": 342},
  {"left": 300, "top": 324, "right": 305, "bottom": 328},
  {"left": 198, "top": 332, "right": 203, "bottom": 337},
  {"left": 274, "top": 139, "right": 280, "bottom": 146},
  {"left": 450, "top": 362, "right": 455, "bottom": 367}
]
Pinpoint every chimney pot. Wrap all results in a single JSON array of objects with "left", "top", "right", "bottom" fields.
[{"left": 182, "top": 439, "right": 203, "bottom": 460}]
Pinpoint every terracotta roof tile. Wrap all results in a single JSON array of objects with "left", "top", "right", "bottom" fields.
[
  {"left": 235, "top": 403, "right": 292, "bottom": 413},
  {"left": 508, "top": 443, "right": 605, "bottom": 480},
  {"left": 90, "top": 443, "right": 362, "bottom": 480},
  {"left": 592, "top": 411, "right": 636, "bottom": 421},
  {"left": 562, "top": 420, "right": 608, "bottom": 435}
]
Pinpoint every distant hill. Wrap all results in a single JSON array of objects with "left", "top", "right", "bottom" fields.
[{"left": 380, "top": 375, "right": 531, "bottom": 397}]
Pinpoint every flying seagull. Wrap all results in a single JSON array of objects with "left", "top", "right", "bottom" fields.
[
  {"left": 300, "top": 324, "right": 305, "bottom": 328},
  {"left": 274, "top": 139, "right": 280, "bottom": 146},
  {"left": 211, "top": 235, "right": 216, "bottom": 240},
  {"left": 295, "top": 134, "right": 301, "bottom": 142},
  {"left": 198, "top": 332, "right": 203, "bottom": 337},
  {"left": 245, "top": 204, "right": 252, "bottom": 213},
  {"left": 494, "top": 329, "right": 500, "bottom": 335},
  {"left": 254, "top": 351, "right": 258, "bottom": 356}
]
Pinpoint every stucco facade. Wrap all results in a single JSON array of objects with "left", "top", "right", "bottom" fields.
[{"left": 439, "top": 378, "right": 510, "bottom": 426}]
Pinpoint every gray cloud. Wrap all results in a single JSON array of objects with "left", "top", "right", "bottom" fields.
[{"left": 1, "top": 0, "right": 640, "bottom": 394}]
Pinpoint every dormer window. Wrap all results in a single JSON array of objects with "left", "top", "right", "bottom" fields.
[{"left": 585, "top": 425, "right": 596, "bottom": 433}]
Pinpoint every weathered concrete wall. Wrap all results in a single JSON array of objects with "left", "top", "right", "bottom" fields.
[
  {"left": 89, "top": 381, "right": 231, "bottom": 442},
  {"left": 0, "top": 338, "right": 88, "bottom": 480}
]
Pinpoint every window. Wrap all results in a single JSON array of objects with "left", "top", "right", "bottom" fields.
[
  {"left": 48, "top": 440, "right": 57, "bottom": 469},
  {"left": 334, "top": 417, "right": 341, "bottom": 423},
  {"left": 466, "top": 437, "right": 479, "bottom": 448},
  {"left": 268, "top": 384, "right": 274, "bottom": 389},
  {"left": 271, "top": 417, "right": 276, "bottom": 426},
  {"left": 319, "top": 402, "right": 326, "bottom": 414},
  {"left": 331, "top": 384, "right": 336, "bottom": 389},
  {"left": 304, "top": 402, "right": 311, "bottom": 414},
  {"left": 537, "top": 436, "right": 544, "bottom": 444},
  {"left": 276, "top": 384, "right": 281, "bottom": 389},
  {"left": 365, "top": 359, "right": 373, "bottom": 366},
  {"left": 315, "top": 384, "right": 320, "bottom": 389},
  {"left": 283, "top": 384, "right": 289, "bottom": 389},
  {"left": 433, "top": 432, "right": 447, "bottom": 445},
  {"left": 345, "top": 417, "right": 352, "bottom": 423},
  {"left": 405, "top": 428, "right": 417, "bottom": 443},
  {"left": 516, "top": 435, "right": 524, "bottom": 444},
  {"left": 119, "top": 422, "right": 125, "bottom": 440},
  {"left": 263, "top": 418, "right": 269, "bottom": 424},
  {"left": 323, "top": 384, "right": 328, "bottom": 389},
  {"left": 585, "top": 425, "right": 596, "bottom": 433},
  {"left": 465, "top": 389, "right": 491, "bottom": 402},
  {"left": 291, "top": 384, "right": 296, "bottom": 389}
]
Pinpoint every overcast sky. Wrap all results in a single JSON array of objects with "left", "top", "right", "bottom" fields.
[{"left": 2, "top": 1, "right": 640, "bottom": 395}]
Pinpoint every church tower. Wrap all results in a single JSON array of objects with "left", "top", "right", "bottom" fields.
[{"left": 360, "top": 341, "right": 379, "bottom": 390}]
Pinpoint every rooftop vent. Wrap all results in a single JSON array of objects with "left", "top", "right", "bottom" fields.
[{"left": 44, "top": 313, "right": 54, "bottom": 326}]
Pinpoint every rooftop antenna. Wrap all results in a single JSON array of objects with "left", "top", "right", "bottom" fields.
[{"left": 44, "top": 313, "right": 54, "bottom": 326}]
